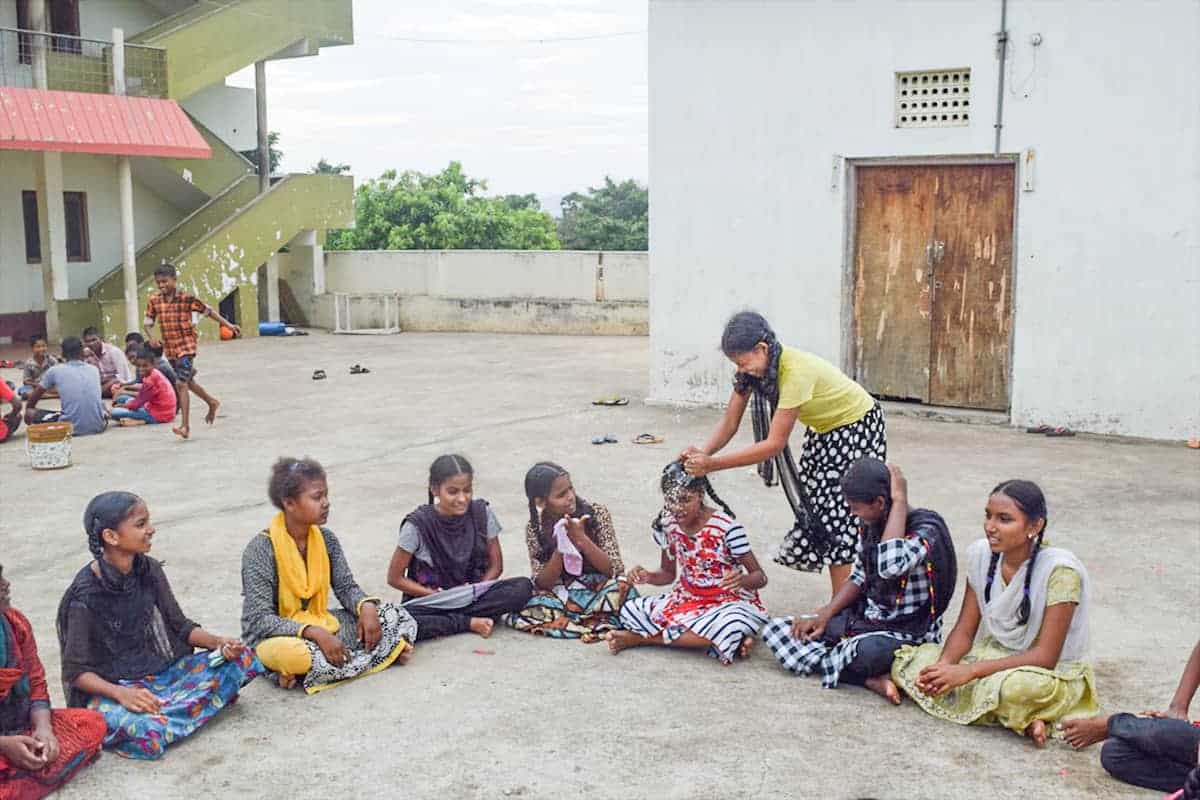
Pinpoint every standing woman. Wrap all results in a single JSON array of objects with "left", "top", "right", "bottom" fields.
[{"left": 682, "top": 311, "right": 886, "bottom": 596}]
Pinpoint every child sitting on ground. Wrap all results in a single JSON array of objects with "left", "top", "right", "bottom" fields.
[
  {"left": 505, "top": 461, "right": 634, "bottom": 641},
  {"left": 609, "top": 462, "right": 769, "bottom": 663},
  {"left": 19, "top": 334, "right": 57, "bottom": 399},
  {"left": 387, "top": 454, "right": 533, "bottom": 641},
  {"left": 110, "top": 348, "right": 178, "bottom": 427}
]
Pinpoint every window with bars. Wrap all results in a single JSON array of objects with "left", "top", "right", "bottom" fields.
[
  {"left": 21, "top": 189, "right": 91, "bottom": 263},
  {"left": 895, "top": 69, "right": 971, "bottom": 128}
]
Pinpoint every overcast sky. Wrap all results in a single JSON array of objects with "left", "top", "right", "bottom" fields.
[{"left": 230, "top": 0, "right": 647, "bottom": 209}]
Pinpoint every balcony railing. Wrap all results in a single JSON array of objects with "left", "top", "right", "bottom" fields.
[{"left": 0, "top": 27, "right": 167, "bottom": 98}]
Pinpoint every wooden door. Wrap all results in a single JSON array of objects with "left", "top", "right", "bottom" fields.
[
  {"left": 852, "top": 163, "right": 1015, "bottom": 410},
  {"left": 852, "top": 166, "right": 937, "bottom": 402},
  {"left": 929, "top": 165, "right": 1015, "bottom": 409}
]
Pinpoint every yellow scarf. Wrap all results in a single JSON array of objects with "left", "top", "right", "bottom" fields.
[{"left": 267, "top": 512, "right": 339, "bottom": 634}]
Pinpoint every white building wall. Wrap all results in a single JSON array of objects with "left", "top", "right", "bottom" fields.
[
  {"left": 648, "top": 0, "right": 1200, "bottom": 440},
  {"left": 181, "top": 83, "right": 258, "bottom": 152},
  {"left": 78, "top": 0, "right": 164, "bottom": 42},
  {"left": 0, "top": 152, "right": 188, "bottom": 312}
]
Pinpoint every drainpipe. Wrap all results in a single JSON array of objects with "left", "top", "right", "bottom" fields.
[
  {"left": 255, "top": 60, "right": 270, "bottom": 194},
  {"left": 993, "top": 0, "right": 1009, "bottom": 155},
  {"left": 113, "top": 27, "right": 140, "bottom": 337}
]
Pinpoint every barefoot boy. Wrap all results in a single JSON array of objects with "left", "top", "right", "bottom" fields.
[{"left": 143, "top": 263, "right": 240, "bottom": 439}]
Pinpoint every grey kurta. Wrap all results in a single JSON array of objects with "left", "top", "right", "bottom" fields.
[{"left": 239, "top": 527, "right": 371, "bottom": 647}]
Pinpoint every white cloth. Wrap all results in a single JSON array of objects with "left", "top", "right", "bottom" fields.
[
  {"left": 554, "top": 518, "right": 584, "bottom": 577},
  {"left": 964, "top": 538, "right": 1090, "bottom": 662}
]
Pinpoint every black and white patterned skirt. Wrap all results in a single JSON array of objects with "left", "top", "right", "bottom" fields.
[{"left": 774, "top": 402, "right": 887, "bottom": 570}]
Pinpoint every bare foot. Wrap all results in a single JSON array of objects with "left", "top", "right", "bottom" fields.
[
  {"left": 172, "top": 425, "right": 190, "bottom": 440},
  {"left": 205, "top": 399, "right": 220, "bottom": 425},
  {"left": 864, "top": 675, "right": 902, "bottom": 706},
  {"left": 395, "top": 643, "right": 413, "bottom": 665},
  {"left": 1061, "top": 715, "right": 1109, "bottom": 749},
  {"left": 738, "top": 636, "right": 757, "bottom": 660},
  {"left": 1025, "top": 719, "right": 1049, "bottom": 748},
  {"left": 469, "top": 618, "right": 494, "bottom": 638},
  {"left": 606, "top": 630, "right": 645, "bottom": 655},
  {"left": 278, "top": 673, "right": 297, "bottom": 690}
]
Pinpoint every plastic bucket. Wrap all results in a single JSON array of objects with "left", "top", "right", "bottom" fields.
[{"left": 25, "top": 421, "right": 73, "bottom": 470}]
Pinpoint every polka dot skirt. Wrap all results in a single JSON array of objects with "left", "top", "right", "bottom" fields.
[{"left": 773, "top": 403, "right": 887, "bottom": 571}]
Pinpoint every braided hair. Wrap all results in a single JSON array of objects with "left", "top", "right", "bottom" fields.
[
  {"left": 427, "top": 454, "right": 473, "bottom": 505},
  {"left": 82, "top": 491, "right": 143, "bottom": 561},
  {"left": 721, "top": 311, "right": 783, "bottom": 401},
  {"left": 524, "top": 461, "right": 598, "bottom": 562},
  {"left": 652, "top": 461, "right": 737, "bottom": 533},
  {"left": 1182, "top": 763, "right": 1200, "bottom": 800},
  {"left": 983, "top": 479, "right": 1048, "bottom": 625}
]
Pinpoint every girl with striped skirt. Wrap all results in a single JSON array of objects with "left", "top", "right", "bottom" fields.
[{"left": 608, "top": 463, "right": 769, "bottom": 664}]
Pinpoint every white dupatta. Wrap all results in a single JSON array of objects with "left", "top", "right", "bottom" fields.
[{"left": 965, "top": 538, "right": 1090, "bottom": 663}]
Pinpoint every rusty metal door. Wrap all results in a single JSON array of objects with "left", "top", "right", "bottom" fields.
[{"left": 852, "top": 163, "right": 1014, "bottom": 410}]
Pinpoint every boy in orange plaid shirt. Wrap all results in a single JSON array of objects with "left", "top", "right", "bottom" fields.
[{"left": 143, "top": 263, "right": 240, "bottom": 440}]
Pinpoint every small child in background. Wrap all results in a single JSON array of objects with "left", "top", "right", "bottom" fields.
[
  {"left": 110, "top": 348, "right": 178, "bottom": 427},
  {"left": 19, "top": 334, "right": 57, "bottom": 398},
  {"left": 609, "top": 462, "right": 770, "bottom": 664}
]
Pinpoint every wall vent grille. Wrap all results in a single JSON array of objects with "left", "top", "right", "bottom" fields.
[{"left": 896, "top": 69, "right": 971, "bottom": 128}]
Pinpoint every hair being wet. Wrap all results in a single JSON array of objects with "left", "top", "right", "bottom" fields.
[
  {"left": 983, "top": 479, "right": 1048, "bottom": 625},
  {"left": 652, "top": 461, "right": 737, "bottom": 533}
]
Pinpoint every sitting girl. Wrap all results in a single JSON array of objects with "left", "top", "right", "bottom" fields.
[
  {"left": 610, "top": 462, "right": 769, "bottom": 663},
  {"left": 387, "top": 454, "right": 533, "bottom": 641},
  {"left": 891, "top": 479, "right": 1098, "bottom": 747},
  {"left": 2, "top": 563, "right": 106, "bottom": 798},
  {"left": 57, "top": 492, "right": 261, "bottom": 760},
  {"left": 241, "top": 457, "right": 417, "bottom": 693},
  {"left": 505, "top": 462, "right": 634, "bottom": 640}
]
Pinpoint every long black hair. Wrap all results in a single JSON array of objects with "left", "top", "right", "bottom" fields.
[
  {"left": 83, "top": 491, "right": 143, "bottom": 561},
  {"left": 983, "top": 479, "right": 1048, "bottom": 625},
  {"left": 721, "top": 311, "right": 783, "bottom": 400},
  {"left": 428, "top": 454, "right": 473, "bottom": 505},
  {"left": 652, "top": 461, "right": 736, "bottom": 533},
  {"left": 524, "top": 461, "right": 597, "bottom": 562},
  {"left": 839, "top": 457, "right": 894, "bottom": 586}
]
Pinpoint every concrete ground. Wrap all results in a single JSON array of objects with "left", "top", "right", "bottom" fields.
[{"left": 1, "top": 331, "right": 1196, "bottom": 800}]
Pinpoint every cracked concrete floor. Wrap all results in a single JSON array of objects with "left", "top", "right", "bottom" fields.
[{"left": 1, "top": 331, "right": 1196, "bottom": 799}]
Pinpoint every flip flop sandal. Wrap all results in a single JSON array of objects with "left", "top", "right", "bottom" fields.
[
  {"left": 592, "top": 396, "right": 630, "bottom": 406},
  {"left": 633, "top": 433, "right": 665, "bottom": 445},
  {"left": 312, "top": 369, "right": 327, "bottom": 381},
  {"left": 349, "top": 364, "right": 371, "bottom": 375},
  {"left": 1045, "top": 426, "right": 1076, "bottom": 437},
  {"left": 591, "top": 435, "right": 607, "bottom": 445},
  {"left": 604, "top": 433, "right": 618, "bottom": 444},
  {"left": 1025, "top": 424, "right": 1053, "bottom": 434}
]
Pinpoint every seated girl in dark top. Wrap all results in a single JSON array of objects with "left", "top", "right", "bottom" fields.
[
  {"left": 57, "top": 492, "right": 260, "bottom": 760},
  {"left": 387, "top": 454, "right": 532, "bottom": 641}
]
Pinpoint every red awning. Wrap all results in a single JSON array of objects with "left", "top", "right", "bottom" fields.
[{"left": 0, "top": 87, "right": 211, "bottom": 159}]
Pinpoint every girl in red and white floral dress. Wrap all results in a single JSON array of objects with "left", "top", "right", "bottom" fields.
[{"left": 608, "top": 462, "right": 769, "bottom": 664}]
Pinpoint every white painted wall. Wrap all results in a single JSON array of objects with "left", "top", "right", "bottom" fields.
[
  {"left": 322, "top": 250, "right": 648, "bottom": 302},
  {"left": 181, "top": 83, "right": 258, "bottom": 151},
  {"left": 648, "top": 0, "right": 1200, "bottom": 440},
  {"left": 0, "top": 151, "right": 188, "bottom": 312},
  {"left": 78, "top": 0, "right": 164, "bottom": 42}
]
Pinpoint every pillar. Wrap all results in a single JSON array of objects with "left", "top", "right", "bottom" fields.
[
  {"left": 264, "top": 253, "right": 281, "bottom": 322},
  {"left": 255, "top": 60, "right": 270, "bottom": 194},
  {"left": 113, "top": 27, "right": 139, "bottom": 338}
]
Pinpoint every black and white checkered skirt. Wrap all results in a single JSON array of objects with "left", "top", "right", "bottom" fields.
[{"left": 774, "top": 402, "right": 887, "bottom": 569}]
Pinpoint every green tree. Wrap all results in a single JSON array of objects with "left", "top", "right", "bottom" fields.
[
  {"left": 239, "top": 131, "right": 282, "bottom": 174},
  {"left": 557, "top": 177, "right": 648, "bottom": 251},
  {"left": 330, "top": 162, "right": 560, "bottom": 251},
  {"left": 312, "top": 158, "right": 351, "bottom": 175}
]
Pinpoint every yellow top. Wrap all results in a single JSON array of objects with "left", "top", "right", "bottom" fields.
[
  {"left": 1045, "top": 566, "right": 1082, "bottom": 606},
  {"left": 776, "top": 347, "right": 875, "bottom": 433},
  {"left": 267, "top": 511, "right": 340, "bottom": 635}
]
